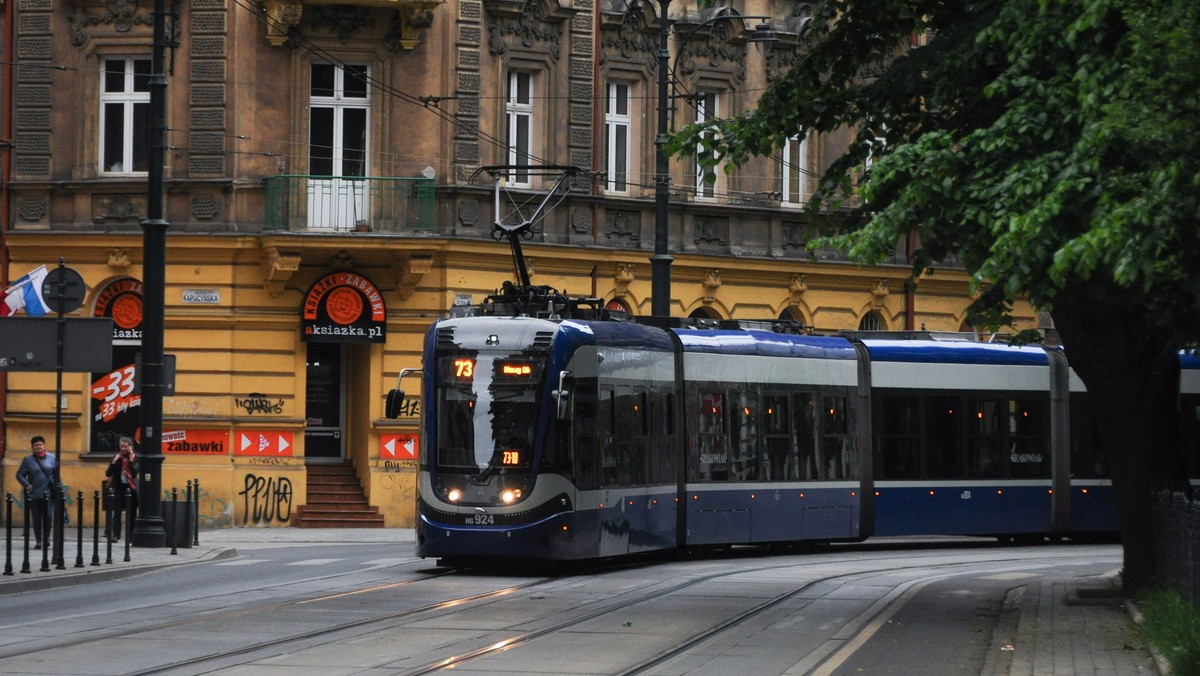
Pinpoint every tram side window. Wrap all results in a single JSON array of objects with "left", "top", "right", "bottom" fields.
[
  {"left": 730, "top": 389, "right": 758, "bottom": 481},
  {"left": 793, "top": 393, "right": 817, "bottom": 479},
  {"left": 572, "top": 379, "right": 599, "bottom": 489},
  {"left": 823, "top": 395, "right": 852, "bottom": 480},
  {"left": 693, "top": 391, "right": 729, "bottom": 481},
  {"left": 650, "top": 389, "right": 676, "bottom": 484},
  {"left": 1070, "top": 394, "right": 1107, "bottom": 478},
  {"left": 1182, "top": 395, "right": 1200, "bottom": 479},
  {"left": 763, "top": 394, "right": 790, "bottom": 480},
  {"left": 1009, "top": 399, "right": 1048, "bottom": 478},
  {"left": 877, "top": 396, "right": 920, "bottom": 479},
  {"left": 613, "top": 387, "right": 642, "bottom": 485},
  {"left": 598, "top": 388, "right": 618, "bottom": 485},
  {"left": 968, "top": 399, "right": 1004, "bottom": 477},
  {"left": 926, "top": 396, "right": 963, "bottom": 478}
]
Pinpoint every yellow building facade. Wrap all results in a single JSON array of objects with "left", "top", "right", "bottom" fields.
[{"left": 0, "top": 0, "right": 1034, "bottom": 529}]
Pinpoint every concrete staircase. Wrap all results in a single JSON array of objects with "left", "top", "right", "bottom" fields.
[{"left": 294, "top": 462, "right": 385, "bottom": 528}]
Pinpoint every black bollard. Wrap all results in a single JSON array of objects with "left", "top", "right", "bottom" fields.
[
  {"left": 186, "top": 480, "right": 194, "bottom": 547},
  {"left": 53, "top": 484, "right": 65, "bottom": 570},
  {"left": 123, "top": 489, "right": 131, "bottom": 563},
  {"left": 193, "top": 478, "right": 201, "bottom": 545},
  {"left": 170, "top": 487, "right": 178, "bottom": 555},
  {"left": 74, "top": 491, "right": 84, "bottom": 568},
  {"left": 91, "top": 490, "right": 100, "bottom": 566},
  {"left": 21, "top": 488, "right": 31, "bottom": 574},
  {"left": 104, "top": 487, "right": 113, "bottom": 565},
  {"left": 40, "top": 489, "right": 51, "bottom": 572},
  {"left": 4, "top": 493, "right": 13, "bottom": 576}
]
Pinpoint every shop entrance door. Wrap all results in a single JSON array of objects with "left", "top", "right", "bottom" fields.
[{"left": 305, "top": 342, "right": 344, "bottom": 462}]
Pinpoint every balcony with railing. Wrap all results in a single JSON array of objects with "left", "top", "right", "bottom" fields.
[{"left": 263, "top": 175, "right": 436, "bottom": 233}]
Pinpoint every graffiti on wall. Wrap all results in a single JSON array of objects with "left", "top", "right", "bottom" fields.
[
  {"left": 238, "top": 473, "right": 293, "bottom": 525},
  {"left": 235, "top": 393, "right": 284, "bottom": 415}
]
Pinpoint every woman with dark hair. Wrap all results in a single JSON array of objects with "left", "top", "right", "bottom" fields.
[{"left": 105, "top": 436, "right": 139, "bottom": 542}]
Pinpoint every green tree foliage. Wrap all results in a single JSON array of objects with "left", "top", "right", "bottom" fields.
[{"left": 672, "top": 0, "right": 1199, "bottom": 592}]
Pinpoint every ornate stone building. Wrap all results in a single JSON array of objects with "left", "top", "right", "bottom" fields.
[{"left": 0, "top": 0, "right": 1033, "bottom": 527}]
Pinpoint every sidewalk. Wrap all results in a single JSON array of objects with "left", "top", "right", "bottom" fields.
[
  {"left": 0, "top": 530, "right": 1166, "bottom": 674},
  {"left": 0, "top": 525, "right": 413, "bottom": 595}
]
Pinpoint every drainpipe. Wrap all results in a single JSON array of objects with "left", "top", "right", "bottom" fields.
[{"left": 0, "top": 0, "right": 16, "bottom": 460}]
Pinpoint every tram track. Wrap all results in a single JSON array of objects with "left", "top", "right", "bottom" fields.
[
  {"left": 0, "top": 543, "right": 1119, "bottom": 675},
  {"left": 398, "top": 547, "right": 1115, "bottom": 676}
]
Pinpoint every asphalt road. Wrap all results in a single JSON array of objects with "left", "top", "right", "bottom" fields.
[{"left": 0, "top": 539, "right": 1135, "bottom": 675}]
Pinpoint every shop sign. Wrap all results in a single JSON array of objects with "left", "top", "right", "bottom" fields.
[
  {"left": 301, "top": 272, "right": 386, "bottom": 343},
  {"left": 94, "top": 278, "right": 143, "bottom": 341},
  {"left": 235, "top": 430, "right": 294, "bottom": 456},
  {"left": 163, "top": 429, "right": 228, "bottom": 455}
]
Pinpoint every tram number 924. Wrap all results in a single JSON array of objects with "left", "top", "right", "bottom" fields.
[{"left": 466, "top": 514, "right": 495, "bottom": 525}]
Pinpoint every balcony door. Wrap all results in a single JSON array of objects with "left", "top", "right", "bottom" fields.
[{"left": 308, "top": 63, "right": 369, "bottom": 231}]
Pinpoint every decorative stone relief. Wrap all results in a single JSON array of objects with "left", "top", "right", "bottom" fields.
[
  {"left": 396, "top": 255, "right": 434, "bottom": 300},
  {"left": 108, "top": 249, "right": 132, "bottom": 269},
  {"left": 262, "top": 246, "right": 301, "bottom": 297},
  {"left": 613, "top": 263, "right": 635, "bottom": 297},
  {"left": 331, "top": 250, "right": 355, "bottom": 269},
  {"left": 92, "top": 195, "right": 146, "bottom": 224},
  {"left": 486, "top": 0, "right": 564, "bottom": 61},
  {"left": 605, "top": 210, "right": 640, "bottom": 242},
  {"left": 702, "top": 269, "right": 721, "bottom": 303},
  {"left": 871, "top": 279, "right": 889, "bottom": 307},
  {"left": 191, "top": 194, "right": 220, "bottom": 221},
  {"left": 458, "top": 199, "right": 480, "bottom": 227},
  {"left": 788, "top": 273, "right": 807, "bottom": 300}
]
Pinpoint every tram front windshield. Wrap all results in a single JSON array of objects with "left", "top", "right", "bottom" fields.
[{"left": 434, "top": 354, "right": 541, "bottom": 475}]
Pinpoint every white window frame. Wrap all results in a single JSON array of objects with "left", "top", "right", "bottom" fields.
[
  {"left": 308, "top": 63, "right": 371, "bottom": 230},
  {"left": 782, "top": 133, "right": 811, "bottom": 207},
  {"left": 308, "top": 63, "right": 371, "bottom": 178},
  {"left": 506, "top": 70, "right": 535, "bottom": 188},
  {"left": 694, "top": 92, "right": 719, "bottom": 199},
  {"left": 605, "top": 82, "right": 631, "bottom": 194},
  {"left": 99, "top": 57, "right": 151, "bottom": 175}
]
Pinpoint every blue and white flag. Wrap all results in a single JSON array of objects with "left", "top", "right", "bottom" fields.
[{"left": 0, "top": 265, "right": 51, "bottom": 317}]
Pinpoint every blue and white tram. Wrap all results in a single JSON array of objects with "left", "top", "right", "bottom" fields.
[
  {"left": 861, "top": 339, "right": 1085, "bottom": 538},
  {"left": 390, "top": 298, "right": 1151, "bottom": 563}
]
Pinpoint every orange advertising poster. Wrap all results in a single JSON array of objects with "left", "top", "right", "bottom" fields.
[
  {"left": 381, "top": 433, "right": 418, "bottom": 459},
  {"left": 234, "top": 431, "right": 295, "bottom": 456},
  {"left": 162, "top": 429, "right": 229, "bottom": 455}
]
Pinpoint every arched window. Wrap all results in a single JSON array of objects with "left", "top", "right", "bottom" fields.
[{"left": 859, "top": 311, "right": 885, "bottom": 331}]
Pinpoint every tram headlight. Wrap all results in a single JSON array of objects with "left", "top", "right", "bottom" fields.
[
  {"left": 446, "top": 488, "right": 462, "bottom": 502},
  {"left": 501, "top": 489, "right": 517, "bottom": 504}
]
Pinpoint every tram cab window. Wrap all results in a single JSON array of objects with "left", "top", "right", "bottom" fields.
[
  {"left": 693, "top": 391, "right": 728, "bottom": 481},
  {"left": 878, "top": 396, "right": 920, "bottom": 479},
  {"left": 572, "top": 379, "right": 599, "bottom": 489},
  {"left": 763, "top": 394, "right": 790, "bottom": 480},
  {"left": 1008, "top": 400, "right": 1048, "bottom": 478},
  {"left": 793, "top": 393, "right": 817, "bottom": 480},
  {"left": 926, "top": 396, "right": 963, "bottom": 478},
  {"left": 823, "top": 396, "right": 852, "bottom": 479},
  {"left": 968, "top": 399, "right": 1004, "bottom": 477},
  {"left": 730, "top": 389, "right": 758, "bottom": 481}
]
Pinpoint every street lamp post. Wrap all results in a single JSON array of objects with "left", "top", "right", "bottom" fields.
[
  {"left": 649, "top": 3, "right": 776, "bottom": 318},
  {"left": 133, "top": 0, "right": 169, "bottom": 547}
]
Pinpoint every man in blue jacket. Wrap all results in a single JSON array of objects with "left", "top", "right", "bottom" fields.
[{"left": 16, "top": 435, "right": 56, "bottom": 549}]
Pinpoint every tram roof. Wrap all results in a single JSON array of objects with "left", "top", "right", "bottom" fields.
[
  {"left": 674, "top": 329, "right": 858, "bottom": 359},
  {"left": 860, "top": 338, "right": 1051, "bottom": 366}
]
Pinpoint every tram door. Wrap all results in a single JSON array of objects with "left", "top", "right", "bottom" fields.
[{"left": 305, "top": 342, "right": 344, "bottom": 462}]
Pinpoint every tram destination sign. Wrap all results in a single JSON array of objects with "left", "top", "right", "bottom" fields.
[{"left": 0, "top": 317, "right": 114, "bottom": 372}]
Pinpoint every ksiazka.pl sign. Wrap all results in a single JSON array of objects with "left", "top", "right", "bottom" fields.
[{"left": 301, "top": 272, "right": 386, "bottom": 343}]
